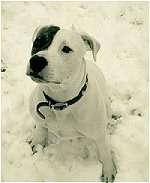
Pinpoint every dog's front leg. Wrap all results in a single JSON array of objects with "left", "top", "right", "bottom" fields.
[
  {"left": 29, "top": 125, "right": 48, "bottom": 153},
  {"left": 95, "top": 133, "right": 117, "bottom": 182}
]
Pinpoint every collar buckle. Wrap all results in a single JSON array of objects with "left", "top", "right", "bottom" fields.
[
  {"left": 54, "top": 102, "right": 68, "bottom": 107},
  {"left": 52, "top": 102, "right": 68, "bottom": 110}
]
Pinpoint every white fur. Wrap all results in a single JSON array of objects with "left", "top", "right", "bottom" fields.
[{"left": 27, "top": 28, "right": 117, "bottom": 182}]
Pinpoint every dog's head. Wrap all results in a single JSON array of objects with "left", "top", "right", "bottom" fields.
[{"left": 26, "top": 25, "right": 100, "bottom": 85}]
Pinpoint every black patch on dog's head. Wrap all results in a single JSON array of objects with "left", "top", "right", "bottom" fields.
[{"left": 31, "top": 25, "right": 60, "bottom": 55}]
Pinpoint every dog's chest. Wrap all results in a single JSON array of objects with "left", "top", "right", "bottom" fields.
[{"left": 34, "top": 105, "right": 85, "bottom": 139}]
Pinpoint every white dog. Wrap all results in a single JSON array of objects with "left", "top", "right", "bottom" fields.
[{"left": 26, "top": 25, "right": 117, "bottom": 182}]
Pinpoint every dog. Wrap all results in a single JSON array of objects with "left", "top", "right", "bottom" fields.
[{"left": 26, "top": 25, "right": 117, "bottom": 182}]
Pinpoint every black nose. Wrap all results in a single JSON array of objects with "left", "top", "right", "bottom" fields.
[{"left": 30, "top": 55, "right": 48, "bottom": 73}]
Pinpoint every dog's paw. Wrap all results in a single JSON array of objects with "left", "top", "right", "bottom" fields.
[
  {"left": 26, "top": 139, "right": 44, "bottom": 154},
  {"left": 26, "top": 137, "right": 37, "bottom": 154},
  {"left": 100, "top": 161, "right": 117, "bottom": 183},
  {"left": 26, "top": 133, "right": 48, "bottom": 154},
  {"left": 31, "top": 145, "right": 38, "bottom": 154},
  {"left": 100, "top": 174, "right": 115, "bottom": 183}
]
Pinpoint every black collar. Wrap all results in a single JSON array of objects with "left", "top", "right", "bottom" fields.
[{"left": 36, "top": 75, "right": 88, "bottom": 119}]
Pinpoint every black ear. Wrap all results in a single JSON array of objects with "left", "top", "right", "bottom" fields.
[{"left": 81, "top": 33, "right": 100, "bottom": 61}]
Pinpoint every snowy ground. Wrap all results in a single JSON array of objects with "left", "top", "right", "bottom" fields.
[{"left": 1, "top": 1, "right": 149, "bottom": 182}]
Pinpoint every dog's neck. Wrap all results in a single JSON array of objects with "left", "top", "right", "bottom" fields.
[{"left": 40, "top": 59, "right": 87, "bottom": 102}]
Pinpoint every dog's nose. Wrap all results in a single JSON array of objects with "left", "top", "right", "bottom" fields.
[{"left": 29, "top": 55, "right": 48, "bottom": 73}]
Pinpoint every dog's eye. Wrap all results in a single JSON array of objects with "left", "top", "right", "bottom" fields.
[{"left": 62, "top": 46, "right": 73, "bottom": 53}]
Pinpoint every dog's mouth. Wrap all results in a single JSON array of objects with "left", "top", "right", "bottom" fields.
[
  {"left": 29, "top": 72, "right": 43, "bottom": 80},
  {"left": 26, "top": 72, "right": 62, "bottom": 84},
  {"left": 26, "top": 71, "right": 48, "bottom": 83}
]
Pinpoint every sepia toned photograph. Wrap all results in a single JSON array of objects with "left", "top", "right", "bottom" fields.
[{"left": 1, "top": 1, "right": 149, "bottom": 182}]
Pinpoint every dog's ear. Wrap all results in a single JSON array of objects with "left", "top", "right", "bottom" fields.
[
  {"left": 81, "top": 33, "right": 100, "bottom": 61},
  {"left": 32, "top": 25, "right": 43, "bottom": 42}
]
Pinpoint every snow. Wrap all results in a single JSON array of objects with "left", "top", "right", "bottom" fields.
[{"left": 1, "top": 1, "right": 149, "bottom": 181}]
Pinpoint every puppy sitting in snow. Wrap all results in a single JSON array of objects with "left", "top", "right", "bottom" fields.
[{"left": 26, "top": 25, "right": 117, "bottom": 182}]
